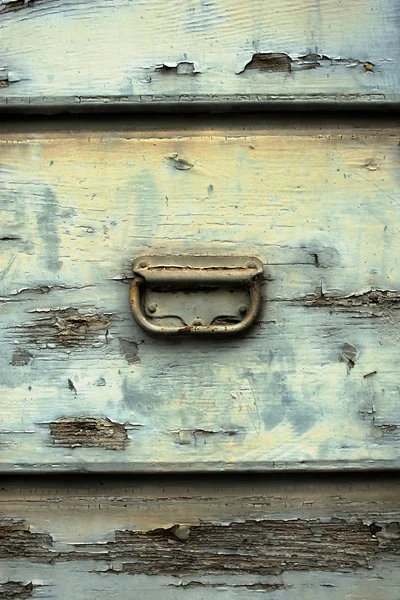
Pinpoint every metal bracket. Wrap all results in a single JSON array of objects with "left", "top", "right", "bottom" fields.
[{"left": 130, "top": 256, "right": 263, "bottom": 335}]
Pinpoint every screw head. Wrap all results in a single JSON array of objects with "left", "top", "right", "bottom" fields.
[
  {"left": 192, "top": 318, "right": 202, "bottom": 326},
  {"left": 138, "top": 261, "right": 148, "bottom": 269},
  {"left": 147, "top": 303, "right": 157, "bottom": 313},
  {"left": 247, "top": 261, "right": 257, "bottom": 269},
  {"left": 239, "top": 305, "right": 247, "bottom": 315}
]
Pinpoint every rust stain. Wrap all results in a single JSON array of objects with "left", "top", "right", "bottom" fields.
[{"left": 49, "top": 417, "right": 128, "bottom": 450}]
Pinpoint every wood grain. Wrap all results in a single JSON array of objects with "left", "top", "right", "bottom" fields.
[
  {"left": 0, "top": 117, "right": 399, "bottom": 472},
  {"left": 0, "top": 474, "right": 399, "bottom": 598},
  {"left": 0, "top": 0, "right": 398, "bottom": 110}
]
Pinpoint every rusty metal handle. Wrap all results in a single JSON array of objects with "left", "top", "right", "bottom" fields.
[
  {"left": 130, "top": 276, "right": 262, "bottom": 335},
  {"left": 129, "top": 256, "right": 263, "bottom": 335}
]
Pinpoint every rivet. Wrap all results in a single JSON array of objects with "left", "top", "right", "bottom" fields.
[
  {"left": 247, "top": 261, "right": 257, "bottom": 269},
  {"left": 147, "top": 303, "right": 157, "bottom": 313},
  {"left": 138, "top": 261, "right": 148, "bottom": 268},
  {"left": 192, "top": 318, "right": 202, "bottom": 326},
  {"left": 239, "top": 305, "right": 247, "bottom": 315}
]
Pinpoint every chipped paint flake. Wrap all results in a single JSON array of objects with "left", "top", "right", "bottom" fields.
[{"left": 155, "top": 61, "right": 200, "bottom": 75}]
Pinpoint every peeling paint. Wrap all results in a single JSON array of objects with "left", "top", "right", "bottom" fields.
[
  {"left": 0, "top": 123, "right": 399, "bottom": 472},
  {"left": 0, "top": 0, "right": 397, "bottom": 108},
  {"left": 155, "top": 61, "right": 200, "bottom": 76},
  {"left": 173, "top": 428, "right": 240, "bottom": 446},
  {"left": 0, "top": 581, "right": 34, "bottom": 599},
  {"left": 2, "top": 518, "right": 398, "bottom": 574},
  {"left": 49, "top": 417, "right": 128, "bottom": 450},
  {"left": 307, "top": 289, "right": 400, "bottom": 313},
  {"left": 0, "top": 69, "right": 10, "bottom": 88},
  {"left": 0, "top": 0, "right": 33, "bottom": 13},
  {"left": 239, "top": 53, "right": 292, "bottom": 73},
  {"left": 146, "top": 524, "right": 191, "bottom": 542},
  {"left": 10, "top": 284, "right": 94, "bottom": 297},
  {"left": 11, "top": 308, "right": 112, "bottom": 349},
  {"left": 380, "top": 424, "right": 398, "bottom": 433},
  {"left": 0, "top": 520, "right": 53, "bottom": 562},
  {"left": 238, "top": 53, "right": 375, "bottom": 75},
  {"left": 1, "top": 473, "right": 399, "bottom": 600},
  {"left": 0, "top": 67, "right": 20, "bottom": 87},
  {"left": 168, "top": 581, "right": 286, "bottom": 591}
]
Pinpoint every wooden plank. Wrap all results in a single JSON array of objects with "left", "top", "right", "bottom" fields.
[
  {"left": 0, "top": 117, "right": 399, "bottom": 472},
  {"left": 1, "top": 474, "right": 400, "bottom": 598},
  {"left": 0, "top": 0, "right": 399, "bottom": 111}
]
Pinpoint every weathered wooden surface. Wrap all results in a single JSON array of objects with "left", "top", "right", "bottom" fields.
[
  {"left": 0, "top": 117, "right": 399, "bottom": 472},
  {"left": 0, "top": 474, "right": 400, "bottom": 598},
  {"left": 0, "top": 0, "right": 399, "bottom": 111}
]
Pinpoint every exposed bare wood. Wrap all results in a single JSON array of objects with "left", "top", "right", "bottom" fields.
[
  {"left": 49, "top": 417, "right": 129, "bottom": 450},
  {"left": 0, "top": 0, "right": 398, "bottom": 110},
  {"left": 0, "top": 117, "right": 399, "bottom": 472},
  {"left": 0, "top": 475, "right": 399, "bottom": 598}
]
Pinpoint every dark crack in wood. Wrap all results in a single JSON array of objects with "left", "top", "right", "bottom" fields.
[
  {"left": 168, "top": 581, "right": 286, "bottom": 591},
  {"left": 306, "top": 289, "right": 400, "bottom": 315}
]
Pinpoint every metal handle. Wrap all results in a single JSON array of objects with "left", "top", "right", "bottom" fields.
[{"left": 129, "top": 256, "right": 263, "bottom": 335}]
